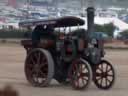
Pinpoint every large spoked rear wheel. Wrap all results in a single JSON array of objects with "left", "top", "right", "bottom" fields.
[
  {"left": 93, "top": 60, "right": 115, "bottom": 90},
  {"left": 69, "top": 58, "right": 92, "bottom": 90},
  {"left": 25, "top": 48, "right": 54, "bottom": 87}
]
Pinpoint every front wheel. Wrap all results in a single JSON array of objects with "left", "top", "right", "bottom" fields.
[
  {"left": 93, "top": 60, "right": 115, "bottom": 90},
  {"left": 69, "top": 58, "right": 92, "bottom": 90}
]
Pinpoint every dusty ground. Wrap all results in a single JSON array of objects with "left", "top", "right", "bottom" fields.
[{"left": 0, "top": 44, "right": 127, "bottom": 96}]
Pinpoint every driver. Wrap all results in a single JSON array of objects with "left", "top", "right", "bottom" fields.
[{"left": 31, "top": 25, "right": 54, "bottom": 47}]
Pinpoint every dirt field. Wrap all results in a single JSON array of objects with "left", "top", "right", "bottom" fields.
[{"left": 0, "top": 44, "right": 128, "bottom": 96}]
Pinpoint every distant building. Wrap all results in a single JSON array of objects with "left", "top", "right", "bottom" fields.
[
  {"left": 30, "top": 0, "right": 53, "bottom": 6},
  {"left": 8, "top": 0, "right": 17, "bottom": 8}
]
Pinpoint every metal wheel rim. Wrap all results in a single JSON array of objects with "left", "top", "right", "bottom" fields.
[
  {"left": 69, "top": 59, "right": 92, "bottom": 90},
  {"left": 94, "top": 60, "right": 115, "bottom": 89}
]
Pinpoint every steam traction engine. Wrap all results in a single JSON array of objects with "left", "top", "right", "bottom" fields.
[{"left": 20, "top": 7, "right": 115, "bottom": 90}]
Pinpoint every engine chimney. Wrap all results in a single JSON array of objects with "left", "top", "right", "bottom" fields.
[{"left": 87, "top": 7, "right": 95, "bottom": 37}]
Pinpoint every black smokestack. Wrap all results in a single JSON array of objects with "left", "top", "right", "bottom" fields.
[{"left": 87, "top": 7, "right": 95, "bottom": 37}]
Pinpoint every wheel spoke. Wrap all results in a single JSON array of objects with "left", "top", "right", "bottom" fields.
[
  {"left": 100, "top": 78, "right": 103, "bottom": 86},
  {"left": 80, "top": 72, "right": 89, "bottom": 77},
  {"left": 80, "top": 64, "right": 83, "bottom": 73},
  {"left": 40, "top": 62, "right": 48, "bottom": 68},
  {"left": 82, "top": 65, "right": 87, "bottom": 71},
  {"left": 96, "top": 76, "right": 102, "bottom": 81},
  {"left": 42, "top": 56, "right": 47, "bottom": 62},
  {"left": 27, "top": 68, "right": 34, "bottom": 75},
  {"left": 107, "top": 67, "right": 112, "bottom": 72},
  {"left": 95, "top": 72, "right": 102, "bottom": 77},
  {"left": 37, "top": 52, "right": 41, "bottom": 65},
  {"left": 39, "top": 70, "right": 47, "bottom": 77},
  {"left": 35, "top": 69, "right": 39, "bottom": 77},
  {"left": 106, "top": 64, "right": 108, "bottom": 72},
  {"left": 82, "top": 79, "right": 86, "bottom": 86},
  {"left": 27, "top": 63, "right": 34, "bottom": 68},
  {"left": 30, "top": 56, "right": 36, "bottom": 65},
  {"left": 107, "top": 74, "right": 113, "bottom": 77},
  {"left": 77, "top": 79, "right": 80, "bottom": 88},
  {"left": 101, "top": 64, "right": 103, "bottom": 72},
  {"left": 71, "top": 64, "right": 75, "bottom": 74},
  {"left": 33, "top": 76, "right": 38, "bottom": 83},
  {"left": 75, "top": 64, "right": 79, "bottom": 73},
  {"left": 34, "top": 52, "right": 38, "bottom": 60},
  {"left": 106, "top": 78, "right": 111, "bottom": 84},
  {"left": 82, "top": 77, "right": 88, "bottom": 81},
  {"left": 105, "top": 77, "right": 108, "bottom": 86},
  {"left": 74, "top": 79, "right": 79, "bottom": 88},
  {"left": 98, "top": 67, "right": 103, "bottom": 72}
]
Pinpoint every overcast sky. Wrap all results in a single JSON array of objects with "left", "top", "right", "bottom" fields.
[{"left": 0, "top": 0, "right": 128, "bottom": 8}]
